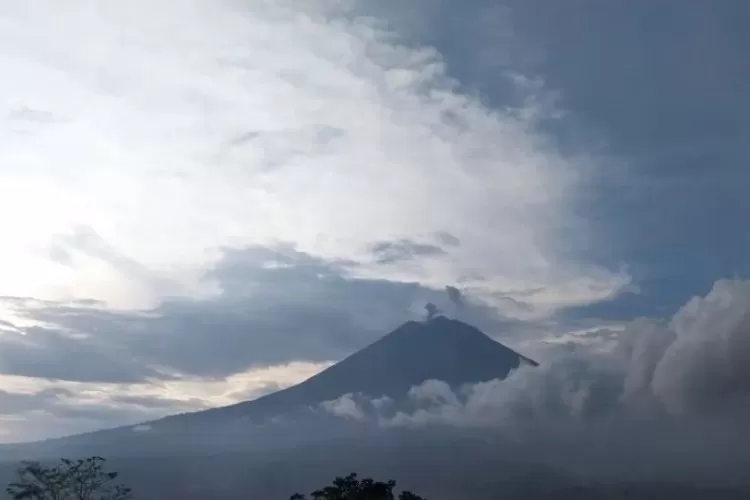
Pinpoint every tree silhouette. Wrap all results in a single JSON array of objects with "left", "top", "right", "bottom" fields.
[
  {"left": 289, "top": 472, "right": 426, "bottom": 500},
  {"left": 6, "top": 456, "right": 132, "bottom": 500}
]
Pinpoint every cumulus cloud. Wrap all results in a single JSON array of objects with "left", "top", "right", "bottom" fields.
[
  {"left": 651, "top": 280, "right": 750, "bottom": 414},
  {"left": 324, "top": 279, "right": 750, "bottom": 427},
  {"left": 320, "top": 393, "right": 366, "bottom": 421},
  {"left": 310, "top": 282, "right": 750, "bottom": 485}
]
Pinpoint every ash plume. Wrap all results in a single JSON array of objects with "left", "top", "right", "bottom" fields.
[{"left": 445, "top": 285, "right": 465, "bottom": 318}]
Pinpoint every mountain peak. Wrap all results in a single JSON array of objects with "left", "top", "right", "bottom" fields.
[
  {"left": 2, "top": 318, "right": 538, "bottom": 457},
  {"left": 175, "top": 317, "right": 537, "bottom": 425},
  {"left": 376, "top": 315, "right": 499, "bottom": 349}
]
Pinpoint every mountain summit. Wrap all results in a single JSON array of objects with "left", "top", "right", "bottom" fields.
[{"left": 166, "top": 316, "right": 537, "bottom": 425}]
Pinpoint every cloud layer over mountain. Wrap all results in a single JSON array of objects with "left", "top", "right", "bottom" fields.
[
  {"left": 325, "top": 280, "right": 750, "bottom": 424},
  {"left": 319, "top": 280, "right": 750, "bottom": 483}
]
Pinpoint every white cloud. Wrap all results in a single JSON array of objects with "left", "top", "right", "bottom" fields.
[
  {"left": 0, "top": 0, "right": 626, "bottom": 317},
  {"left": 651, "top": 280, "right": 750, "bottom": 413},
  {"left": 320, "top": 393, "right": 366, "bottom": 421}
]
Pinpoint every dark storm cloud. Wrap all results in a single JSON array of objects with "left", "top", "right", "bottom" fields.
[{"left": 0, "top": 244, "right": 465, "bottom": 383}]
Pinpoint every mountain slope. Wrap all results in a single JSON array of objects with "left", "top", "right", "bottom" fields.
[
  {"left": 0, "top": 317, "right": 536, "bottom": 458},
  {"left": 161, "top": 316, "right": 537, "bottom": 425}
]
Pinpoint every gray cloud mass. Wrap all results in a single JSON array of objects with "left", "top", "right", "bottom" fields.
[
  {"left": 313, "top": 280, "right": 750, "bottom": 484},
  {"left": 319, "top": 280, "right": 750, "bottom": 427},
  {"left": 370, "top": 239, "right": 448, "bottom": 265},
  {"left": 0, "top": 245, "right": 460, "bottom": 383}
]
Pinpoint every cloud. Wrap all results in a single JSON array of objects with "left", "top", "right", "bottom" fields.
[
  {"left": 0, "top": 240, "right": 583, "bottom": 441},
  {"left": 445, "top": 285, "right": 465, "bottom": 318},
  {"left": 0, "top": 358, "right": 329, "bottom": 442},
  {"left": 320, "top": 393, "right": 366, "bottom": 421},
  {"left": 312, "top": 282, "right": 750, "bottom": 484},
  {"left": 434, "top": 232, "right": 461, "bottom": 248},
  {"left": 407, "top": 379, "right": 460, "bottom": 407},
  {"left": 0, "top": 0, "right": 639, "bottom": 443},
  {"left": 0, "top": 241, "right": 525, "bottom": 441},
  {"left": 0, "top": 324, "right": 169, "bottom": 383},
  {"left": 0, "top": 0, "right": 627, "bottom": 318},
  {"left": 0, "top": 384, "right": 199, "bottom": 442},
  {"left": 323, "top": 279, "right": 750, "bottom": 431},
  {"left": 0, "top": 387, "right": 72, "bottom": 416},
  {"left": 651, "top": 280, "right": 750, "bottom": 414},
  {"left": 0, "top": 246, "right": 420, "bottom": 383},
  {"left": 370, "top": 239, "right": 446, "bottom": 265},
  {"left": 0, "top": 242, "right": 536, "bottom": 441}
]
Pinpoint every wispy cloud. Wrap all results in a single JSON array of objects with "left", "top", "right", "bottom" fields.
[{"left": 0, "top": 0, "right": 626, "bottom": 318}]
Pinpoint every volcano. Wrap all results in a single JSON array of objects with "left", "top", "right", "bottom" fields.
[
  {"left": 158, "top": 316, "right": 537, "bottom": 426},
  {"left": 1, "top": 317, "right": 536, "bottom": 458}
]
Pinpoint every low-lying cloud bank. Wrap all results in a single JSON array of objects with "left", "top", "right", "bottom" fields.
[{"left": 320, "top": 279, "right": 750, "bottom": 483}]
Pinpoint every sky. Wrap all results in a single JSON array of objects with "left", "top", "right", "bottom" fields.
[{"left": 0, "top": 0, "right": 748, "bottom": 443}]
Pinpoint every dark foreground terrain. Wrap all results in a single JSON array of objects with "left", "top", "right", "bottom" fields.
[{"left": 1, "top": 430, "right": 748, "bottom": 500}]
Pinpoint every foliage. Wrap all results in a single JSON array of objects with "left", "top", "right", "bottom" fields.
[
  {"left": 289, "top": 472, "right": 426, "bottom": 500},
  {"left": 6, "top": 456, "right": 132, "bottom": 500}
]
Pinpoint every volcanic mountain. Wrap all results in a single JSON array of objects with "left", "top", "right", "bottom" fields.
[
  {"left": 2, "top": 316, "right": 536, "bottom": 458},
  {"left": 161, "top": 315, "right": 537, "bottom": 425}
]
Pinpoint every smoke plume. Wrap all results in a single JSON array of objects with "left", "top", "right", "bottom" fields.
[
  {"left": 424, "top": 302, "right": 441, "bottom": 321},
  {"left": 445, "top": 285, "right": 465, "bottom": 318}
]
